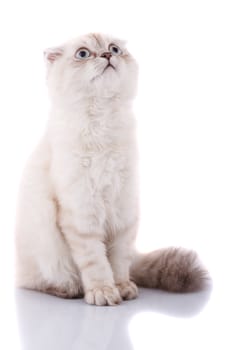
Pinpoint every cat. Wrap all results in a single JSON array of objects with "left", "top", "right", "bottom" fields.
[{"left": 15, "top": 33, "right": 208, "bottom": 306}]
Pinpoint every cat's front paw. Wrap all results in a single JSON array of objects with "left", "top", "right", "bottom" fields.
[
  {"left": 85, "top": 285, "right": 122, "bottom": 306},
  {"left": 116, "top": 280, "right": 138, "bottom": 300}
]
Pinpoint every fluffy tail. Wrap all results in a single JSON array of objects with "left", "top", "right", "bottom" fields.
[{"left": 130, "top": 247, "right": 209, "bottom": 293}]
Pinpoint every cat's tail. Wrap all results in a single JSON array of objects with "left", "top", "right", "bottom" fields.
[{"left": 130, "top": 247, "right": 209, "bottom": 292}]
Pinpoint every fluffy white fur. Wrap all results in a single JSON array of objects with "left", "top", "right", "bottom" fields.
[{"left": 15, "top": 33, "right": 208, "bottom": 306}]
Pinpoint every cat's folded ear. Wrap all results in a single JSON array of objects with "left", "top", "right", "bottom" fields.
[{"left": 44, "top": 47, "right": 64, "bottom": 64}]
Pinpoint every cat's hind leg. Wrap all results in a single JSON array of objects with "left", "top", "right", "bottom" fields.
[
  {"left": 15, "top": 152, "right": 83, "bottom": 299},
  {"left": 15, "top": 195, "right": 83, "bottom": 298}
]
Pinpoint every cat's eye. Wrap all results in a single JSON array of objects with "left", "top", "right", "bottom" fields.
[
  {"left": 74, "top": 48, "right": 91, "bottom": 60},
  {"left": 109, "top": 44, "right": 122, "bottom": 56}
]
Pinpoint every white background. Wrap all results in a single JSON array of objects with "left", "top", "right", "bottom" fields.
[{"left": 0, "top": 0, "right": 232, "bottom": 349}]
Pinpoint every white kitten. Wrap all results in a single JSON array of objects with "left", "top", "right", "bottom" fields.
[{"left": 15, "top": 33, "right": 208, "bottom": 306}]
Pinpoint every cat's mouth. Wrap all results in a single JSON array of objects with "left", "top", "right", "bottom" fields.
[
  {"left": 103, "top": 63, "right": 116, "bottom": 74},
  {"left": 91, "top": 63, "right": 116, "bottom": 82}
]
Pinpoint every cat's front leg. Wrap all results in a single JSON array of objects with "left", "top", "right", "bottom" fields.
[
  {"left": 108, "top": 225, "right": 138, "bottom": 300},
  {"left": 60, "top": 214, "right": 121, "bottom": 306},
  {"left": 52, "top": 151, "right": 121, "bottom": 306}
]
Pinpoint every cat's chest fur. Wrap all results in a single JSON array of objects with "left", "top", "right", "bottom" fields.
[
  {"left": 49, "top": 101, "right": 136, "bottom": 201},
  {"left": 48, "top": 101, "right": 137, "bottom": 233}
]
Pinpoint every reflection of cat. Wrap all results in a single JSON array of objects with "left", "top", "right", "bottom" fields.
[
  {"left": 15, "top": 287, "right": 211, "bottom": 349},
  {"left": 15, "top": 33, "right": 208, "bottom": 306}
]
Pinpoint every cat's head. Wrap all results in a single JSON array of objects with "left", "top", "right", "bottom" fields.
[{"left": 44, "top": 33, "right": 138, "bottom": 105}]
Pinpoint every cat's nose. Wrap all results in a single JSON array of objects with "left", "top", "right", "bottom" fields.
[{"left": 101, "top": 52, "right": 112, "bottom": 60}]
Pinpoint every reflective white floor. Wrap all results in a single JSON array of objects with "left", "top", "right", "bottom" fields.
[
  {"left": 8, "top": 283, "right": 223, "bottom": 350},
  {"left": 0, "top": 265, "right": 232, "bottom": 350}
]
